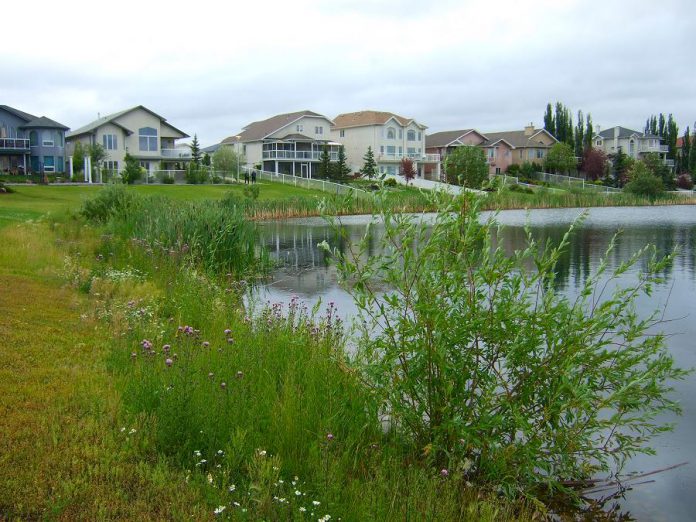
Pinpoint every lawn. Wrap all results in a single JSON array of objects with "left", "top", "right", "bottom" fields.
[{"left": 0, "top": 182, "right": 327, "bottom": 228}]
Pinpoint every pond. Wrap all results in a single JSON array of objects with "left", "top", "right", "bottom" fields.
[{"left": 253, "top": 205, "right": 696, "bottom": 521}]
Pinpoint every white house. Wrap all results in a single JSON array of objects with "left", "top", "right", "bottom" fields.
[
  {"left": 593, "top": 126, "right": 672, "bottom": 167},
  {"left": 330, "top": 110, "right": 441, "bottom": 179}
]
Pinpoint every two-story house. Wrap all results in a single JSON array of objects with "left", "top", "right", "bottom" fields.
[
  {"left": 592, "top": 126, "right": 672, "bottom": 167},
  {"left": 66, "top": 105, "right": 190, "bottom": 176},
  {"left": 330, "top": 111, "right": 441, "bottom": 180},
  {"left": 221, "top": 110, "right": 339, "bottom": 178},
  {"left": 480, "top": 125, "right": 557, "bottom": 175},
  {"left": 0, "top": 105, "right": 69, "bottom": 175},
  {"left": 425, "top": 129, "right": 488, "bottom": 180}
]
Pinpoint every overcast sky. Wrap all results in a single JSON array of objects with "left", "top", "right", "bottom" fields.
[{"left": 3, "top": 0, "right": 695, "bottom": 145}]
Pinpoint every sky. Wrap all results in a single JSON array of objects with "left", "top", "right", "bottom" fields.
[{"left": 3, "top": 0, "right": 695, "bottom": 146}]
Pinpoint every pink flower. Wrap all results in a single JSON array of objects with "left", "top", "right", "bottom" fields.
[
  {"left": 224, "top": 329, "right": 232, "bottom": 336},
  {"left": 440, "top": 468, "right": 449, "bottom": 477},
  {"left": 162, "top": 344, "right": 171, "bottom": 353},
  {"left": 165, "top": 358, "right": 173, "bottom": 367},
  {"left": 327, "top": 433, "right": 334, "bottom": 441}
]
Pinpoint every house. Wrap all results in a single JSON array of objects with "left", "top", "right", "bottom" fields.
[
  {"left": 0, "top": 105, "right": 69, "bottom": 174},
  {"left": 221, "top": 110, "right": 340, "bottom": 178},
  {"left": 425, "top": 129, "right": 487, "bottom": 179},
  {"left": 592, "top": 126, "right": 672, "bottom": 167},
  {"left": 66, "top": 105, "right": 190, "bottom": 176},
  {"left": 425, "top": 124, "right": 557, "bottom": 177},
  {"left": 330, "top": 110, "right": 441, "bottom": 180}
]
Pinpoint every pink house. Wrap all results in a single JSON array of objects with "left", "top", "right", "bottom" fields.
[{"left": 424, "top": 129, "right": 487, "bottom": 179}]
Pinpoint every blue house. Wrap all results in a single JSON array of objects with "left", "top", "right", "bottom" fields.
[{"left": 0, "top": 105, "right": 69, "bottom": 174}]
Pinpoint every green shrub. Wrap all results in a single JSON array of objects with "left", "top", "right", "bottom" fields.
[
  {"left": 383, "top": 178, "right": 398, "bottom": 188},
  {"left": 624, "top": 163, "right": 664, "bottom": 199},
  {"left": 161, "top": 174, "right": 175, "bottom": 184},
  {"left": 0, "top": 182, "right": 14, "bottom": 193},
  {"left": 80, "top": 184, "right": 135, "bottom": 223},
  {"left": 329, "top": 192, "right": 686, "bottom": 501}
]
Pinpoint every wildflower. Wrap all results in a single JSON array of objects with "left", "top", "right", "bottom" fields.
[
  {"left": 278, "top": 479, "right": 284, "bottom": 484},
  {"left": 202, "top": 341, "right": 210, "bottom": 348},
  {"left": 236, "top": 371, "right": 244, "bottom": 379},
  {"left": 233, "top": 501, "right": 241, "bottom": 507},
  {"left": 313, "top": 500, "right": 321, "bottom": 506},
  {"left": 129, "top": 428, "right": 136, "bottom": 435},
  {"left": 120, "top": 427, "right": 126, "bottom": 432},
  {"left": 194, "top": 450, "right": 202, "bottom": 457},
  {"left": 440, "top": 468, "right": 449, "bottom": 477},
  {"left": 319, "top": 515, "right": 332, "bottom": 522},
  {"left": 130, "top": 352, "right": 137, "bottom": 359},
  {"left": 141, "top": 339, "right": 152, "bottom": 350},
  {"left": 257, "top": 449, "right": 267, "bottom": 457},
  {"left": 224, "top": 328, "right": 232, "bottom": 336},
  {"left": 228, "top": 484, "right": 236, "bottom": 492},
  {"left": 299, "top": 507, "right": 307, "bottom": 512},
  {"left": 295, "top": 490, "right": 302, "bottom": 496},
  {"left": 220, "top": 382, "right": 227, "bottom": 390},
  {"left": 326, "top": 433, "right": 334, "bottom": 441},
  {"left": 217, "top": 449, "right": 224, "bottom": 456},
  {"left": 227, "top": 337, "right": 234, "bottom": 344},
  {"left": 162, "top": 344, "right": 170, "bottom": 353},
  {"left": 207, "top": 473, "right": 214, "bottom": 484},
  {"left": 213, "top": 505, "right": 226, "bottom": 515},
  {"left": 208, "top": 372, "right": 214, "bottom": 379},
  {"left": 165, "top": 358, "right": 173, "bottom": 367}
]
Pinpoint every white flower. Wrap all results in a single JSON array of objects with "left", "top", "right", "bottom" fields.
[
  {"left": 120, "top": 427, "right": 126, "bottom": 432},
  {"left": 217, "top": 450, "right": 224, "bottom": 455},
  {"left": 207, "top": 473, "right": 214, "bottom": 484},
  {"left": 299, "top": 507, "right": 307, "bottom": 512},
  {"left": 318, "top": 516, "right": 332, "bottom": 522},
  {"left": 233, "top": 501, "right": 241, "bottom": 507},
  {"left": 228, "top": 484, "right": 236, "bottom": 492},
  {"left": 278, "top": 479, "right": 284, "bottom": 484},
  {"left": 194, "top": 450, "right": 202, "bottom": 457},
  {"left": 129, "top": 428, "right": 137, "bottom": 435},
  {"left": 295, "top": 490, "right": 302, "bottom": 496},
  {"left": 257, "top": 449, "right": 267, "bottom": 457},
  {"left": 213, "top": 505, "right": 226, "bottom": 515},
  {"left": 312, "top": 500, "right": 321, "bottom": 506}
]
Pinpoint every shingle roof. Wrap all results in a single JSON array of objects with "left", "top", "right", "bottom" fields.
[
  {"left": 0, "top": 104, "right": 38, "bottom": 122},
  {"left": 426, "top": 129, "right": 478, "bottom": 148},
  {"left": 0, "top": 105, "right": 68, "bottom": 130},
  {"left": 332, "top": 110, "right": 425, "bottom": 129},
  {"left": 66, "top": 105, "right": 188, "bottom": 138},
  {"left": 597, "top": 126, "right": 645, "bottom": 139},
  {"left": 481, "top": 129, "right": 556, "bottom": 148},
  {"left": 227, "top": 110, "right": 328, "bottom": 142}
]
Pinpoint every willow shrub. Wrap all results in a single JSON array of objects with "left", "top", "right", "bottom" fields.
[{"left": 327, "top": 192, "right": 687, "bottom": 500}]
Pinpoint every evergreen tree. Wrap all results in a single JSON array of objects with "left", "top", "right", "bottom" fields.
[
  {"left": 543, "top": 103, "right": 555, "bottom": 134},
  {"left": 360, "top": 146, "right": 378, "bottom": 179},
  {"left": 190, "top": 134, "right": 202, "bottom": 166},
  {"left": 335, "top": 145, "right": 351, "bottom": 180},
  {"left": 121, "top": 152, "right": 142, "bottom": 185},
  {"left": 584, "top": 114, "right": 594, "bottom": 151},
  {"left": 318, "top": 144, "right": 332, "bottom": 179},
  {"left": 574, "top": 110, "right": 585, "bottom": 156},
  {"left": 612, "top": 147, "right": 632, "bottom": 187},
  {"left": 658, "top": 114, "right": 666, "bottom": 138},
  {"left": 202, "top": 152, "right": 211, "bottom": 167},
  {"left": 680, "top": 127, "right": 690, "bottom": 173},
  {"left": 72, "top": 141, "right": 85, "bottom": 178},
  {"left": 666, "top": 114, "right": 679, "bottom": 161}
]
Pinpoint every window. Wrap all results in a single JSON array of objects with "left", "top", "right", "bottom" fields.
[
  {"left": 139, "top": 127, "right": 158, "bottom": 151},
  {"left": 57, "top": 133, "right": 63, "bottom": 147},
  {"left": 56, "top": 157, "right": 64, "bottom": 172},
  {"left": 386, "top": 127, "right": 396, "bottom": 140},
  {"left": 386, "top": 165, "right": 397, "bottom": 176},
  {"left": 488, "top": 148, "right": 496, "bottom": 159},
  {"left": 629, "top": 140, "right": 635, "bottom": 154},
  {"left": 386, "top": 145, "right": 396, "bottom": 156},
  {"left": 103, "top": 134, "right": 118, "bottom": 150},
  {"left": 596, "top": 139, "right": 602, "bottom": 146},
  {"left": 339, "top": 130, "right": 345, "bottom": 138},
  {"left": 42, "top": 131, "right": 54, "bottom": 147},
  {"left": 536, "top": 149, "right": 544, "bottom": 159},
  {"left": 407, "top": 130, "right": 416, "bottom": 141},
  {"left": 495, "top": 167, "right": 501, "bottom": 174},
  {"left": 296, "top": 124, "right": 304, "bottom": 132},
  {"left": 43, "top": 156, "right": 55, "bottom": 172},
  {"left": 242, "top": 144, "right": 247, "bottom": 155},
  {"left": 398, "top": 146, "right": 403, "bottom": 156},
  {"left": 399, "top": 129, "right": 403, "bottom": 139},
  {"left": 527, "top": 149, "right": 534, "bottom": 159},
  {"left": 29, "top": 131, "right": 38, "bottom": 146},
  {"left": 417, "top": 132, "right": 422, "bottom": 141},
  {"left": 380, "top": 146, "right": 384, "bottom": 154},
  {"left": 315, "top": 126, "right": 323, "bottom": 135},
  {"left": 104, "top": 160, "right": 119, "bottom": 171},
  {"left": 407, "top": 147, "right": 416, "bottom": 157}
]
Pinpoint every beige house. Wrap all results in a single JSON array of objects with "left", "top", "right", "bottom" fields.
[
  {"left": 66, "top": 105, "right": 190, "bottom": 175},
  {"left": 330, "top": 111, "right": 441, "bottom": 180},
  {"left": 221, "top": 110, "right": 340, "bottom": 178},
  {"left": 425, "top": 129, "right": 487, "bottom": 179},
  {"left": 592, "top": 126, "right": 672, "bottom": 166}
]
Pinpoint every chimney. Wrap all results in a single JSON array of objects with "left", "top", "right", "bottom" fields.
[{"left": 524, "top": 123, "right": 535, "bottom": 136}]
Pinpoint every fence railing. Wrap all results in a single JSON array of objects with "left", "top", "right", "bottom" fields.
[
  {"left": 0, "top": 138, "right": 30, "bottom": 150},
  {"left": 243, "top": 166, "right": 367, "bottom": 198},
  {"left": 531, "top": 171, "right": 621, "bottom": 193}
]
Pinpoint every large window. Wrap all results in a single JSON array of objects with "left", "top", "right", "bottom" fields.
[
  {"left": 139, "top": 127, "right": 158, "bottom": 152},
  {"left": 407, "top": 130, "right": 416, "bottom": 141},
  {"left": 56, "top": 157, "right": 64, "bottom": 172},
  {"left": 43, "top": 156, "right": 55, "bottom": 172},
  {"left": 315, "top": 126, "right": 323, "bottom": 135},
  {"left": 386, "top": 127, "right": 396, "bottom": 140},
  {"left": 103, "top": 134, "right": 118, "bottom": 150},
  {"left": 407, "top": 147, "right": 416, "bottom": 157},
  {"left": 536, "top": 149, "right": 544, "bottom": 159},
  {"left": 42, "top": 130, "right": 54, "bottom": 147},
  {"left": 386, "top": 145, "right": 396, "bottom": 156},
  {"left": 296, "top": 124, "right": 304, "bottom": 132},
  {"left": 29, "top": 131, "right": 38, "bottom": 146}
]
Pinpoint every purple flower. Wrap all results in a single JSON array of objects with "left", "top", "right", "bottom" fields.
[
  {"left": 326, "top": 433, "right": 334, "bottom": 441},
  {"left": 224, "top": 329, "right": 232, "bottom": 336},
  {"left": 165, "top": 358, "right": 173, "bottom": 367},
  {"left": 440, "top": 468, "right": 449, "bottom": 477},
  {"left": 162, "top": 344, "right": 171, "bottom": 353},
  {"left": 141, "top": 339, "right": 152, "bottom": 350}
]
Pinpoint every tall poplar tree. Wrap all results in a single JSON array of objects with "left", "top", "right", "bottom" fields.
[
  {"left": 680, "top": 127, "right": 690, "bottom": 173},
  {"left": 543, "top": 103, "right": 555, "bottom": 134},
  {"left": 584, "top": 114, "right": 594, "bottom": 151},
  {"left": 574, "top": 110, "right": 585, "bottom": 156}
]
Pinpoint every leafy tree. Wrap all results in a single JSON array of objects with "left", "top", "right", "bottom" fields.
[
  {"left": 318, "top": 144, "right": 332, "bottom": 179},
  {"left": 329, "top": 192, "right": 686, "bottom": 500},
  {"left": 642, "top": 152, "right": 673, "bottom": 189},
  {"left": 443, "top": 145, "right": 488, "bottom": 188},
  {"left": 543, "top": 103, "right": 554, "bottom": 134},
  {"left": 574, "top": 110, "right": 585, "bottom": 157},
  {"left": 544, "top": 142, "right": 576, "bottom": 174},
  {"left": 360, "top": 146, "right": 378, "bottom": 179},
  {"left": 213, "top": 146, "right": 243, "bottom": 178},
  {"left": 399, "top": 157, "right": 417, "bottom": 184},
  {"left": 190, "top": 134, "right": 202, "bottom": 166},
  {"left": 679, "top": 127, "right": 690, "bottom": 174},
  {"left": 580, "top": 147, "right": 608, "bottom": 181},
  {"left": 87, "top": 143, "right": 108, "bottom": 181},
  {"left": 71, "top": 141, "right": 85, "bottom": 179},
  {"left": 624, "top": 161, "right": 664, "bottom": 198},
  {"left": 584, "top": 113, "right": 594, "bottom": 151},
  {"left": 121, "top": 153, "right": 142, "bottom": 185},
  {"left": 202, "top": 152, "right": 211, "bottom": 167},
  {"left": 676, "top": 173, "right": 693, "bottom": 190},
  {"left": 612, "top": 147, "right": 633, "bottom": 187},
  {"left": 335, "top": 146, "right": 351, "bottom": 180}
]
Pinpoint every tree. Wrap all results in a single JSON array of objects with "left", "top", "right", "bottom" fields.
[
  {"left": 574, "top": 110, "right": 585, "bottom": 157},
  {"left": 690, "top": 124, "right": 696, "bottom": 174},
  {"left": 666, "top": 114, "right": 679, "bottom": 162},
  {"left": 544, "top": 142, "right": 577, "bottom": 174},
  {"left": 87, "top": 143, "right": 108, "bottom": 181},
  {"left": 543, "top": 103, "right": 554, "bottom": 134},
  {"left": 624, "top": 161, "right": 664, "bottom": 198},
  {"left": 318, "top": 144, "right": 332, "bottom": 179},
  {"left": 190, "top": 134, "right": 202, "bottom": 167},
  {"left": 360, "top": 146, "right": 378, "bottom": 179},
  {"left": 612, "top": 147, "right": 633, "bottom": 187},
  {"left": 202, "top": 152, "right": 211, "bottom": 167},
  {"left": 121, "top": 153, "right": 142, "bottom": 185},
  {"left": 584, "top": 113, "right": 594, "bottom": 151},
  {"left": 443, "top": 145, "right": 488, "bottom": 188},
  {"left": 212, "top": 146, "right": 243, "bottom": 178},
  {"left": 642, "top": 152, "right": 673, "bottom": 188},
  {"left": 580, "top": 147, "right": 608, "bottom": 181},
  {"left": 335, "top": 146, "right": 351, "bottom": 180},
  {"left": 680, "top": 127, "right": 690, "bottom": 174},
  {"left": 71, "top": 141, "right": 85, "bottom": 180},
  {"left": 399, "top": 157, "right": 417, "bottom": 184}
]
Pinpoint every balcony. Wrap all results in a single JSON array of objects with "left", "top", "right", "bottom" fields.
[
  {"left": 664, "top": 159, "right": 675, "bottom": 167},
  {"left": 378, "top": 153, "right": 440, "bottom": 162},
  {"left": 0, "top": 138, "right": 30, "bottom": 152},
  {"left": 262, "top": 150, "right": 338, "bottom": 161},
  {"left": 161, "top": 148, "right": 192, "bottom": 159}
]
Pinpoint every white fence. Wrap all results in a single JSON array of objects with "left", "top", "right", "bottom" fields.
[
  {"left": 243, "top": 166, "right": 367, "bottom": 198},
  {"left": 531, "top": 172, "right": 621, "bottom": 193}
]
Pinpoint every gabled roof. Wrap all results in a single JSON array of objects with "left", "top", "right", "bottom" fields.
[
  {"left": 425, "top": 129, "right": 487, "bottom": 148},
  {"left": 66, "top": 105, "right": 189, "bottom": 139},
  {"left": 332, "top": 110, "right": 426, "bottom": 130},
  {"left": 0, "top": 105, "right": 69, "bottom": 130},
  {"left": 202, "top": 143, "right": 222, "bottom": 154},
  {"left": 481, "top": 129, "right": 557, "bottom": 148},
  {"left": 228, "top": 110, "right": 329, "bottom": 142},
  {"left": 596, "top": 126, "right": 649, "bottom": 140}
]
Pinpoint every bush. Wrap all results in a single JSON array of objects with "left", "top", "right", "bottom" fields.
[
  {"left": 508, "top": 183, "right": 534, "bottom": 194},
  {"left": 211, "top": 175, "right": 223, "bottom": 184},
  {"left": 0, "top": 182, "right": 14, "bottom": 193},
  {"left": 505, "top": 164, "right": 521, "bottom": 175},
  {"left": 383, "top": 178, "right": 398, "bottom": 188},
  {"left": 161, "top": 174, "right": 175, "bottom": 184},
  {"left": 624, "top": 162, "right": 664, "bottom": 198},
  {"left": 80, "top": 184, "right": 136, "bottom": 223},
  {"left": 243, "top": 184, "right": 260, "bottom": 201},
  {"left": 329, "top": 193, "right": 685, "bottom": 501},
  {"left": 676, "top": 173, "right": 694, "bottom": 190}
]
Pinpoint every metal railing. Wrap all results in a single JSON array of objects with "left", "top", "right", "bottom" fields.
[
  {"left": 0, "top": 138, "right": 30, "bottom": 150},
  {"left": 161, "top": 148, "right": 192, "bottom": 159},
  {"left": 531, "top": 171, "right": 621, "bottom": 193},
  {"left": 261, "top": 150, "right": 338, "bottom": 161},
  {"left": 243, "top": 166, "right": 367, "bottom": 198},
  {"left": 378, "top": 153, "right": 440, "bottom": 162}
]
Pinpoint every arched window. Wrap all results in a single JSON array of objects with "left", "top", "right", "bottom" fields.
[
  {"left": 629, "top": 140, "right": 635, "bottom": 154},
  {"left": 407, "top": 130, "right": 416, "bottom": 141},
  {"left": 29, "top": 131, "right": 38, "bottom": 146},
  {"left": 386, "top": 127, "right": 396, "bottom": 140},
  {"left": 139, "top": 127, "right": 158, "bottom": 151}
]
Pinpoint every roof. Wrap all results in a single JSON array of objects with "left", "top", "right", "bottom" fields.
[
  {"left": 66, "top": 105, "right": 189, "bottom": 139},
  {"left": 202, "top": 143, "right": 222, "bottom": 154},
  {"left": 481, "top": 129, "right": 557, "bottom": 148},
  {"left": 276, "top": 133, "right": 317, "bottom": 141},
  {"left": 597, "top": 126, "right": 650, "bottom": 139},
  {"left": 332, "top": 110, "right": 425, "bottom": 130},
  {"left": 0, "top": 105, "right": 69, "bottom": 130},
  {"left": 228, "top": 110, "right": 328, "bottom": 142},
  {"left": 426, "top": 129, "right": 482, "bottom": 148}
]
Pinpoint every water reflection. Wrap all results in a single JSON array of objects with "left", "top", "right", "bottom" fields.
[{"left": 254, "top": 206, "right": 696, "bottom": 521}]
